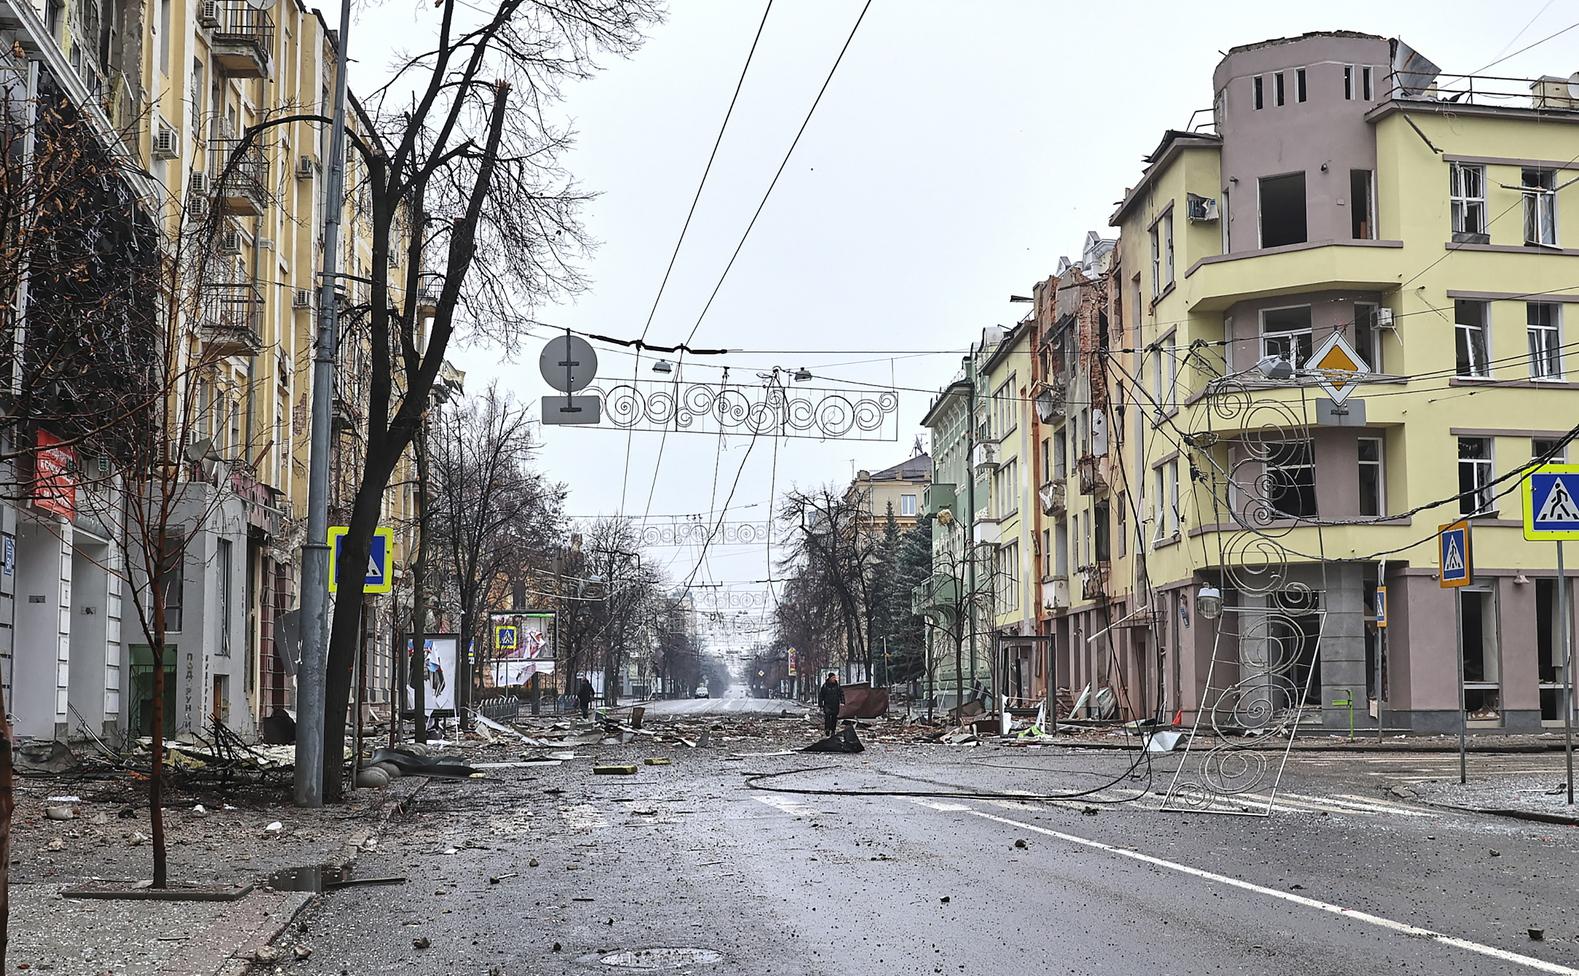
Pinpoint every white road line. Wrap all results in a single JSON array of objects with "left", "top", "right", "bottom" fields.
[
  {"left": 753, "top": 795, "right": 815, "bottom": 818},
  {"left": 1279, "top": 792, "right": 1436, "bottom": 818},
  {"left": 1331, "top": 793, "right": 1440, "bottom": 816},
  {"left": 960, "top": 807, "right": 1579, "bottom": 976},
  {"left": 1236, "top": 792, "right": 1370, "bottom": 816}
]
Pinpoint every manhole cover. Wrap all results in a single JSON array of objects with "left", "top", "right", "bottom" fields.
[{"left": 599, "top": 947, "right": 722, "bottom": 969}]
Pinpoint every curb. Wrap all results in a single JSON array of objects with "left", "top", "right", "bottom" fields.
[
  {"left": 1389, "top": 783, "right": 1579, "bottom": 827},
  {"left": 211, "top": 774, "right": 431, "bottom": 976},
  {"left": 1017, "top": 738, "right": 1573, "bottom": 755}
]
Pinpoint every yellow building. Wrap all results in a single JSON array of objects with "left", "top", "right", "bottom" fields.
[{"left": 1106, "top": 31, "right": 1579, "bottom": 733}]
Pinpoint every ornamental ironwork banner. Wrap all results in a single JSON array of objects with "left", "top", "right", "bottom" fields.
[
  {"left": 584, "top": 379, "right": 900, "bottom": 441},
  {"left": 635, "top": 520, "right": 770, "bottom": 547},
  {"left": 693, "top": 588, "right": 770, "bottom": 610}
]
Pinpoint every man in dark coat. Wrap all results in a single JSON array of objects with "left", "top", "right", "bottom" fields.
[
  {"left": 577, "top": 676, "right": 596, "bottom": 719},
  {"left": 817, "top": 672, "right": 844, "bottom": 736}
]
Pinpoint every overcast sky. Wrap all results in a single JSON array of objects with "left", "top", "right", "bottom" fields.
[{"left": 352, "top": 0, "right": 1579, "bottom": 628}]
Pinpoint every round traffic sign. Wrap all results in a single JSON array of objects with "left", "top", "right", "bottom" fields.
[{"left": 539, "top": 335, "right": 598, "bottom": 393}]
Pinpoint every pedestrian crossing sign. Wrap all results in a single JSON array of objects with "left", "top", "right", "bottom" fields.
[
  {"left": 1522, "top": 464, "right": 1579, "bottom": 541},
  {"left": 494, "top": 624, "right": 519, "bottom": 652},
  {"left": 1438, "top": 520, "right": 1471, "bottom": 588},
  {"left": 327, "top": 526, "right": 395, "bottom": 594}
]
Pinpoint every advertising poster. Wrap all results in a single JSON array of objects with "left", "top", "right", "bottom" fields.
[
  {"left": 490, "top": 611, "right": 555, "bottom": 687},
  {"left": 406, "top": 634, "right": 459, "bottom": 717}
]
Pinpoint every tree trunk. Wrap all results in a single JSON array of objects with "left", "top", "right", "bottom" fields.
[
  {"left": 410, "top": 425, "right": 430, "bottom": 743},
  {"left": 150, "top": 640, "right": 167, "bottom": 887},
  {"left": 0, "top": 650, "right": 13, "bottom": 968}
]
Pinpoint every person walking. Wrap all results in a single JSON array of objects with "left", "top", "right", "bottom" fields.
[
  {"left": 577, "top": 676, "right": 596, "bottom": 720},
  {"left": 817, "top": 672, "right": 844, "bottom": 737}
]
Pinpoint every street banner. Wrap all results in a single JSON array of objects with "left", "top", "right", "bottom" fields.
[{"left": 406, "top": 634, "right": 458, "bottom": 716}]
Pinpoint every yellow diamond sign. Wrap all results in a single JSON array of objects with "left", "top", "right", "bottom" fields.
[{"left": 1305, "top": 331, "right": 1370, "bottom": 405}]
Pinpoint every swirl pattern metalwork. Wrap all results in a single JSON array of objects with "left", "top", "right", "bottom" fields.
[
  {"left": 584, "top": 380, "right": 899, "bottom": 442},
  {"left": 1162, "top": 375, "right": 1325, "bottom": 816},
  {"left": 636, "top": 521, "right": 769, "bottom": 547},
  {"left": 693, "top": 589, "right": 769, "bottom": 611}
]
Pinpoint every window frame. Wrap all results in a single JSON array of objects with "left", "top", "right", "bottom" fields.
[
  {"left": 1454, "top": 299, "right": 1491, "bottom": 379},
  {"left": 1458, "top": 436, "right": 1494, "bottom": 517},
  {"left": 1253, "top": 74, "right": 1265, "bottom": 110},
  {"left": 1260, "top": 304, "right": 1315, "bottom": 366},
  {"left": 1274, "top": 71, "right": 1286, "bottom": 107},
  {"left": 1350, "top": 169, "right": 1375, "bottom": 240},
  {"left": 1450, "top": 162, "right": 1487, "bottom": 237},
  {"left": 1523, "top": 168, "right": 1558, "bottom": 248},
  {"left": 900, "top": 493, "right": 918, "bottom": 517},
  {"left": 1361, "top": 65, "right": 1374, "bottom": 100},
  {"left": 1528, "top": 302, "right": 1563, "bottom": 380},
  {"left": 1354, "top": 301, "right": 1383, "bottom": 373},
  {"left": 1358, "top": 436, "right": 1384, "bottom": 518},
  {"left": 1295, "top": 67, "right": 1307, "bottom": 103},
  {"left": 1266, "top": 440, "right": 1317, "bottom": 519},
  {"left": 1343, "top": 64, "right": 1354, "bottom": 100}
]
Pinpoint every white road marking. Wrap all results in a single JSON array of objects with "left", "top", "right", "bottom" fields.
[
  {"left": 1279, "top": 792, "right": 1437, "bottom": 818},
  {"left": 1331, "top": 793, "right": 1440, "bottom": 816},
  {"left": 959, "top": 807, "right": 1579, "bottom": 976},
  {"left": 908, "top": 798, "right": 971, "bottom": 813},
  {"left": 754, "top": 795, "right": 816, "bottom": 818}
]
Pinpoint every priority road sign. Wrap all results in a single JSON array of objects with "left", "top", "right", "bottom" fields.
[
  {"left": 1438, "top": 520, "right": 1471, "bottom": 588},
  {"left": 327, "top": 526, "right": 394, "bottom": 594},
  {"left": 1305, "top": 331, "right": 1370, "bottom": 406},
  {"left": 1523, "top": 464, "right": 1579, "bottom": 541}
]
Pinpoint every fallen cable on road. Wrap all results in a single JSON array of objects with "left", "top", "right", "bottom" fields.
[{"left": 741, "top": 756, "right": 1155, "bottom": 804}]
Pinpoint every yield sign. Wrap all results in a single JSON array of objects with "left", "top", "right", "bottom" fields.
[
  {"left": 1523, "top": 464, "right": 1579, "bottom": 540},
  {"left": 1305, "top": 331, "right": 1370, "bottom": 405}
]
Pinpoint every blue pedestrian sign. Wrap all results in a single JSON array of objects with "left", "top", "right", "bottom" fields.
[
  {"left": 1438, "top": 520, "right": 1471, "bottom": 588},
  {"left": 327, "top": 526, "right": 395, "bottom": 594},
  {"left": 1523, "top": 464, "right": 1579, "bottom": 541}
]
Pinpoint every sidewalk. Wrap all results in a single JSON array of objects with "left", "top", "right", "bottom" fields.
[
  {"left": 1025, "top": 727, "right": 1579, "bottom": 753},
  {"left": 9, "top": 767, "right": 425, "bottom": 976},
  {"left": 1396, "top": 774, "right": 1579, "bottom": 827}
]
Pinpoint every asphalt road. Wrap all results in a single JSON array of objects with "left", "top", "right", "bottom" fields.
[
  {"left": 638, "top": 690, "right": 804, "bottom": 718},
  {"left": 273, "top": 725, "right": 1579, "bottom": 976}
]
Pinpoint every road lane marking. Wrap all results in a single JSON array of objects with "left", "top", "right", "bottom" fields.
[
  {"left": 1279, "top": 792, "right": 1437, "bottom": 818},
  {"left": 908, "top": 798, "right": 971, "bottom": 812},
  {"left": 754, "top": 795, "right": 816, "bottom": 818},
  {"left": 1331, "top": 793, "right": 1440, "bottom": 816},
  {"left": 959, "top": 807, "right": 1579, "bottom": 975}
]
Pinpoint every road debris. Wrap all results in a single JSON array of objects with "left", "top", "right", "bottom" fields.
[{"left": 594, "top": 764, "right": 638, "bottom": 775}]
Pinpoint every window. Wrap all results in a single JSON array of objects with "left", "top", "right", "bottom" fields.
[
  {"left": 1150, "top": 212, "right": 1174, "bottom": 294},
  {"left": 1040, "top": 438, "right": 1051, "bottom": 483},
  {"left": 217, "top": 539, "right": 233, "bottom": 656},
  {"left": 1450, "top": 163, "right": 1487, "bottom": 238},
  {"left": 993, "top": 377, "right": 1016, "bottom": 437},
  {"left": 190, "top": 59, "right": 204, "bottom": 139},
  {"left": 1274, "top": 72, "right": 1286, "bottom": 106},
  {"left": 1358, "top": 436, "right": 1384, "bottom": 517},
  {"left": 158, "top": 531, "right": 185, "bottom": 632},
  {"left": 1259, "top": 172, "right": 1307, "bottom": 247},
  {"left": 1153, "top": 466, "right": 1167, "bottom": 542},
  {"left": 1267, "top": 441, "right": 1317, "bottom": 518},
  {"left": 998, "top": 541, "right": 1020, "bottom": 612},
  {"left": 1055, "top": 521, "right": 1069, "bottom": 577},
  {"left": 1261, "top": 305, "right": 1313, "bottom": 365},
  {"left": 1169, "top": 460, "right": 1181, "bottom": 536},
  {"left": 1343, "top": 65, "right": 1354, "bottom": 99},
  {"left": 1350, "top": 169, "right": 1374, "bottom": 239},
  {"left": 1041, "top": 528, "right": 1052, "bottom": 578},
  {"left": 1131, "top": 274, "right": 1142, "bottom": 331},
  {"left": 1053, "top": 431, "right": 1067, "bottom": 479},
  {"left": 1296, "top": 67, "right": 1307, "bottom": 103},
  {"left": 1523, "top": 168, "right": 1557, "bottom": 247},
  {"left": 1094, "top": 500, "right": 1111, "bottom": 561},
  {"left": 1458, "top": 437, "right": 1493, "bottom": 516},
  {"left": 1454, "top": 300, "right": 1490, "bottom": 378},
  {"left": 1163, "top": 334, "right": 1179, "bottom": 410},
  {"left": 994, "top": 458, "right": 1018, "bottom": 517},
  {"left": 157, "top": 0, "right": 170, "bottom": 74},
  {"left": 1150, "top": 345, "right": 1163, "bottom": 410},
  {"left": 1362, "top": 66, "right": 1374, "bottom": 100},
  {"left": 1253, "top": 75, "right": 1265, "bottom": 110},
  {"left": 1528, "top": 302, "right": 1562, "bottom": 380},
  {"left": 1534, "top": 437, "right": 1567, "bottom": 464},
  {"left": 1117, "top": 492, "right": 1128, "bottom": 558},
  {"left": 900, "top": 494, "right": 917, "bottom": 517},
  {"left": 1355, "top": 302, "right": 1384, "bottom": 373}
]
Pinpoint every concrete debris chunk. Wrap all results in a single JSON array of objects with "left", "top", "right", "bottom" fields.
[
  {"left": 45, "top": 806, "right": 75, "bottom": 821},
  {"left": 643, "top": 757, "right": 671, "bottom": 766},
  {"left": 593, "top": 764, "right": 638, "bottom": 775}
]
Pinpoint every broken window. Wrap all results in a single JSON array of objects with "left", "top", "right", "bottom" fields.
[
  {"left": 1094, "top": 500, "right": 1111, "bottom": 562},
  {"left": 1450, "top": 163, "right": 1486, "bottom": 239},
  {"left": 1343, "top": 64, "right": 1354, "bottom": 99},
  {"left": 1454, "top": 299, "right": 1489, "bottom": 378},
  {"left": 1253, "top": 75, "right": 1264, "bottom": 110},
  {"left": 1460, "top": 589, "right": 1501, "bottom": 725},
  {"left": 1358, "top": 436, "right": 1384, "bottom": 517},
  {"left": 1362, "top": 66, "right": 1374, "bottom": 100},
  {"left": 1274, "top": 72, "right": 1286, "bottom": 107},
  {"left": 1457, "top": 436, "right": 1493, "bottom": 516},
  {"left": 1265, "top": 440, "right": 1316, "bottom": 518},
  {"left": 1537, "top": 578, "right": 1570, "bottom": 724},
  {"left": 1528, "top": 301, "right": 1562, "bottom": 380},
  {"left": 1534, "top": 437, "right": 1566, "bottom": 464},
  {"left": 1523, "top": 168, "right": 1557, "bottom": 247},
  {"left": 1261, "top": 305, "right": 1313, "bottom": 365},
  {"left": 1355, "top": 302, "right": 1383, "bottom": 373},
  {"left": 1258, "top": 172, "right": 1307, "bottom": 247},
  {"left": 1350, "top": 169, "right": 1374, "bottom": 239}
]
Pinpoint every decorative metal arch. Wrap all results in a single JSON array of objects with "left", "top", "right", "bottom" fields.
[{"left": 584, "top": 379, "right": 900, "bottom": 442}]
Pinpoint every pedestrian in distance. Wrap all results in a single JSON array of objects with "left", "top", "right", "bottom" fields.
[
  {"left": 577, "top": 676, "right": 596, "bottom": 720},
  {"left": 818, "top": 672, "right": 844, "bottom": 736}
]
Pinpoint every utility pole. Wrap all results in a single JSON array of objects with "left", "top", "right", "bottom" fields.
[
  {"left": 964, "top": 348, "right": 978, "bottom": 713},
  {"left": 294, "top": 0, "right": 353, "bottom": 808}
]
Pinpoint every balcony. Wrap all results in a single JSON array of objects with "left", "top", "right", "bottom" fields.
[
  {"left": 1076, "top": 455, "right": 1105, "bottom": 495},
  {"left": 200, "top": 282, "right": 263, "bottom": 357},
  {"left": 911, "top": 572, "right": 959, "bottom": 616},
  {"left": 924, "top": 482, "right": 956, "bottom": 518},
  {"left": 972, "top": 441, "right": 999, "bottom": 472},
  {"left": 1033, "top": 384, "right": 1066, "bottom": 424},
  {"left": 1181, "top": 240, "right": 1403, "bottom": 314},
  {"left": 207, "top": 1, "right": 274, "bottom": 78},
  {"left": 209, "top": 137, "right": 268, "bottom": 216},
  {"left": 1041, "top": 577, "right": 1069, "bottom": 613},
  {"left": 1081, "top": 562, "right": 1110, "bottom": 603},
  {"left": 1038, "top": 479, "right": 1067, "bottom": 517}
]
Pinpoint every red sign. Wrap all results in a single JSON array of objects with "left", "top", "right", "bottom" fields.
[{"left": 33, "top": 431, "right": 76, "bottom": 520}]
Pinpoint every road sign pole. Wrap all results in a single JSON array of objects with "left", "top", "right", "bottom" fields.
[
  {"left": 1560, "top": 541, "right": 1574, "bottom": 805},
  {"left": 1455, "top": 588, "right": 1467, "bottom": 785}
]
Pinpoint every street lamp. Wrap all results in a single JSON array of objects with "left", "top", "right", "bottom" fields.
[{"left": 1196, "top": 584, "right": 1223, "bottom": 620}]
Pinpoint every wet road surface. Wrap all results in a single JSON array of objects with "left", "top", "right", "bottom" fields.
[{"left": 273, "top": 729, "right": 1579, "bottom": 976}]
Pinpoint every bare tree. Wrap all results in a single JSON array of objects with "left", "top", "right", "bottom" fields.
[
  {"left": 312, "top": 0, "right": 659, "bottom": 800},
  {"left": 779, "top": 486, "right": 884, "bottom": 681}
]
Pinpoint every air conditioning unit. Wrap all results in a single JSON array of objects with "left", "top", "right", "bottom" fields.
[
  {"left": 388, "top": 250, "right": 400, "bottom": 268},
  {"left": 1186, "top": 192, "right": 1219, "bottom": 222},
  {"left": 295, "top": 154, "right": 318, "bottom": 179},
  {"left": 292, "top": 288, "right": 313, "bottom": 309},
  {"left": 219, "top": 227, "right": 242, "bottom": 255},
  {"left": 189, "top": 171, "right": 209, "bottom": 196},
  {"left": 1375, "top": 307, "right": 1395, "bottom": 329},
  {"left": 152, "top": 122, "right": 179, "bottom": 160},
  {"left": 199, "top": 0, "right": 220, "bottom": 26},
  {"left": 1041, "top": 577, "right": 1070, "bottom": 612}
]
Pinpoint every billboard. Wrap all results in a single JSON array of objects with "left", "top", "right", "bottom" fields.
[
  {"left": 406, "top": 634, "right": 459, "bottom": 717},
  {"left": 489, "top": 610, "right": 555, "bottom": 687}
]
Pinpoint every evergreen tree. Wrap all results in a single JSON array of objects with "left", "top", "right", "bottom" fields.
[{"left": 888, "top": 517, "right": 934, "bottom": 683}]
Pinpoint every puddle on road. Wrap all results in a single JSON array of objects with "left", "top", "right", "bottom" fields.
[
  {"left": 599, "top": 947, "right": 722, "bottom": 969},
  {"left": 263, "top": 864, "right": 351, "bottom": 892}
]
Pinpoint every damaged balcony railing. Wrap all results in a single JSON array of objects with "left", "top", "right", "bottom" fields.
[
  {"left": 207, "top": 0, "right": 274, "bottom": 78},
  {"left": 201, "top": 281, "right": 264, "bottom": 357}
]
